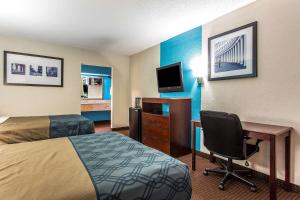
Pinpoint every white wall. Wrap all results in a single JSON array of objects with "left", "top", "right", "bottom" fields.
[
  {"left": 130, "top": 45, "right": 160, "bottom": 106},
  {"left": 201, "top": 0, "right": 300, "bottom": 184},
  {"left": 0, "top": 35, "right": 130, "bottom": 128}
]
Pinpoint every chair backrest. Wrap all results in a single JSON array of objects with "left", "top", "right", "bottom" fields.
[{"left": 200, "top": 110, "right": 244, "bottom": 159}]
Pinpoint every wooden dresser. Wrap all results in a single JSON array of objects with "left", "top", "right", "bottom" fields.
[{"left": 142, "top": 98, "right": 191, "bottom": 157}]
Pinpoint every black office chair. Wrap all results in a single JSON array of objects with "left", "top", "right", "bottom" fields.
[{"left": 200, "top": 110, "right": 260, "bottom": 192}]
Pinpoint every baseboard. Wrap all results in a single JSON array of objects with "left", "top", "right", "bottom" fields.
[
  {"left": 196, "top": 151, "right": 300, "bottom": 194},
  {"left": 112, "top": 126, "right": 129, "bottom": 131}
]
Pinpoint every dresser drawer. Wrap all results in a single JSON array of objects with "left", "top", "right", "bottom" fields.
[
  {"left": 142, "top": 113, "right": 169, "bottom": 139},
  {"left": 141, "top": 112, "right": 171, "bottom": 154},
  {"left": 142, "top": 125, "right": 169, "bottom": 140},
  {"left": 143, "top": 135, "right": 170, "bottom": 154},
  {"left": 142, "top": 112, "right": 169, "bottom": 129}
]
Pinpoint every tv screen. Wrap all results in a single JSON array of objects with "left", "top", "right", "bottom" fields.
[{"left": 156, "top": 62, "right": 183, "bottom": 92}]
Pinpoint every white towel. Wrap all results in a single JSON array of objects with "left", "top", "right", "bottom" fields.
[{"left": 0, "top": 116, "right": 9, "bottom": 124}]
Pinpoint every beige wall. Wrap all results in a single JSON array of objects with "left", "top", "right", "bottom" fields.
[
  {"left": 130, "top": 45, "right": 160, "bottom": 106},
  {"left": 129, "top": 0, "right": 300, "bottom": 185},
  {"left": 0, "top": 35, "right": 130, "bottom": 128},
  {"left": 80, "top": 50, "right": 130, "bottom": 128},
  {"left": 201, "top": 0, "right": 300, "bottom": 184}
]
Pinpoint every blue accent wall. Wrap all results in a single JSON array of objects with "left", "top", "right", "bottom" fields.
[
  {"left": 102, "top": 76, "right": 111, "bottom": 100},
  {"left": 160, "top": 26, "right": 202, "bottom": 151},
  {"left": 81, "top": 65, "right": 112, "bottom": 122},
  {"left": 81, "top": 64, "right": 112, "bottom": 75}
]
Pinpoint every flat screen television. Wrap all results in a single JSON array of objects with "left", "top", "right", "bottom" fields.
[{"left": 156, "top": 62, "right": 184, "bottom": 92}]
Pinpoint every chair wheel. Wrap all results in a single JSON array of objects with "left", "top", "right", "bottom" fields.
[
  {"left": 250, "top": 186, "right": 257, "bottom": 192},
  {"left": 218, "top": 184, "right": 224, "bottom": 190},
  {"left": 203, "top": 170, "right": 208, "bottom": 176}
]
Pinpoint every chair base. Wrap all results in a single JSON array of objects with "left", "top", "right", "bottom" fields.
[{"left": 203, "top": 158, "right": 257, "bottom": 192}]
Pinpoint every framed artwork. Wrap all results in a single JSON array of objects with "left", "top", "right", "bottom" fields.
[
  {"left": 3, "top": 51, "right": 64, "bottom": 87},
  {"left": 208, "top": 22, "right": 257, "bottom": 81}
]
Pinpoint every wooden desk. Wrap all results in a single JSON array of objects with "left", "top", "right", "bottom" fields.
[{"left": 191, "top": 120, "right": 292, "bottom": 200}]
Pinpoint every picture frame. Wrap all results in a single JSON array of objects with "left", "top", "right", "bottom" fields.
[
  {"left": 208, "top": 21, "right": 257, "bottom": 81},
  {"left": 3, "top": 51, "right": 64, "bottom": 87}
]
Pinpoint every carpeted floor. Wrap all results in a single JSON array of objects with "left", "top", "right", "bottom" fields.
[
  {"left": 178, "top": 154, "right": 300, "bottom": 200},
  {"left": 94, "top": 121, "right": 112, "bottom": 132}
]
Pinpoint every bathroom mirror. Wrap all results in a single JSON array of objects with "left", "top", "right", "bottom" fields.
[{"left": 81, "top": 76, "right": 103, "bottom": 99}]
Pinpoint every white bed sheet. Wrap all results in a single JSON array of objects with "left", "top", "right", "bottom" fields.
[{"left": 0, "top": 116, "right": 9, "bottom": 124}]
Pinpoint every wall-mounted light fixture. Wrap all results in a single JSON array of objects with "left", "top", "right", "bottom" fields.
[{"left": 190, "top": 55, "right": 204, "bottom": 85}]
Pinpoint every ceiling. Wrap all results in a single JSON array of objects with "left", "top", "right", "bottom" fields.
[{"left": 0, "top": 0, "right": 255, "bottom": 56}]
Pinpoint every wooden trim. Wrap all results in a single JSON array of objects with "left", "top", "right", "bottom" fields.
[
  {"left": 112, "top": 126, "right": 129, "bottom": 131},
  {"left": 195, "top": 151, "right": 300, "bottom": 194},
  {"left": 142, "top": 98, "right": 170, "bottom": 104},
  {"left": 81, "top": 103, "right": 111, "bottom": 112},
  {"left": 285, "top": 132, "right": 291, "bottom": 191},
  {"left": 142, "top": 97, "right": 191, "bottom": 104},
  {"left": 270, "top": 135, "right": 277, "bottom": 199}
]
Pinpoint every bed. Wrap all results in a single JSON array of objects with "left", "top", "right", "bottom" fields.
[
  {"left": 0, "top": 115, "right": 95, "bottom": 145},
  {"left": 0, "top": 132, "right": 192, "bottom": 200}
]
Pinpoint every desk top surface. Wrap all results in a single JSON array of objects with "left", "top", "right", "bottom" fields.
[
  {"left": 192, "top": 120, "right": 292, "bottom": 136},
  {"left": 241, "top": 121, "right": 292, "bottom": 136}
]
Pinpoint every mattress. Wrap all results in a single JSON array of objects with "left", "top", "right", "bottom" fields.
[
  {"left": 0, "top": 115, "right": 95, "bottom": 145},
  {"left": 0, "top": 116, "right": 9, "bottom": 124},
  {"left": 0, "top": 132, "right": 192, "bottom": 200}
]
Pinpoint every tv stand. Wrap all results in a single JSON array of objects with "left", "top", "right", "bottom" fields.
[{"left": 142, "top": 97, "right": 191, "bottom": 157}]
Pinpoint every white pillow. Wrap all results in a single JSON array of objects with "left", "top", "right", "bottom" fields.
[{"left": 0, "top": 116, "right": 9, "bottom": 124}]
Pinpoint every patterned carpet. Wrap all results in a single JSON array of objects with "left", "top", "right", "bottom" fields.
[{"left": 178, "top": 155, "right": 300, "bottom": 200}]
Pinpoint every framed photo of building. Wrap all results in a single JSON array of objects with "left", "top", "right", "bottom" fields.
[
  {"left": 208, "top": 22, "right": 257, "bottom": 81},
  {"left": 4, "top": 51, "right": 64, "bottom": 87}
]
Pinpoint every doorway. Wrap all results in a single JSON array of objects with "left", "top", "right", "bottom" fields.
[{"left": 80, "top": 64, "right": 112, "bottom": 132}]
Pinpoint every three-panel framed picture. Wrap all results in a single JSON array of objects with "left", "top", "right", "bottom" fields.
[
  {"left": 3, "top": 51, "right": 64, "bottom": 87},
  {"left": 208, "top": 21, "right": 257, "bottom": 81}
]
